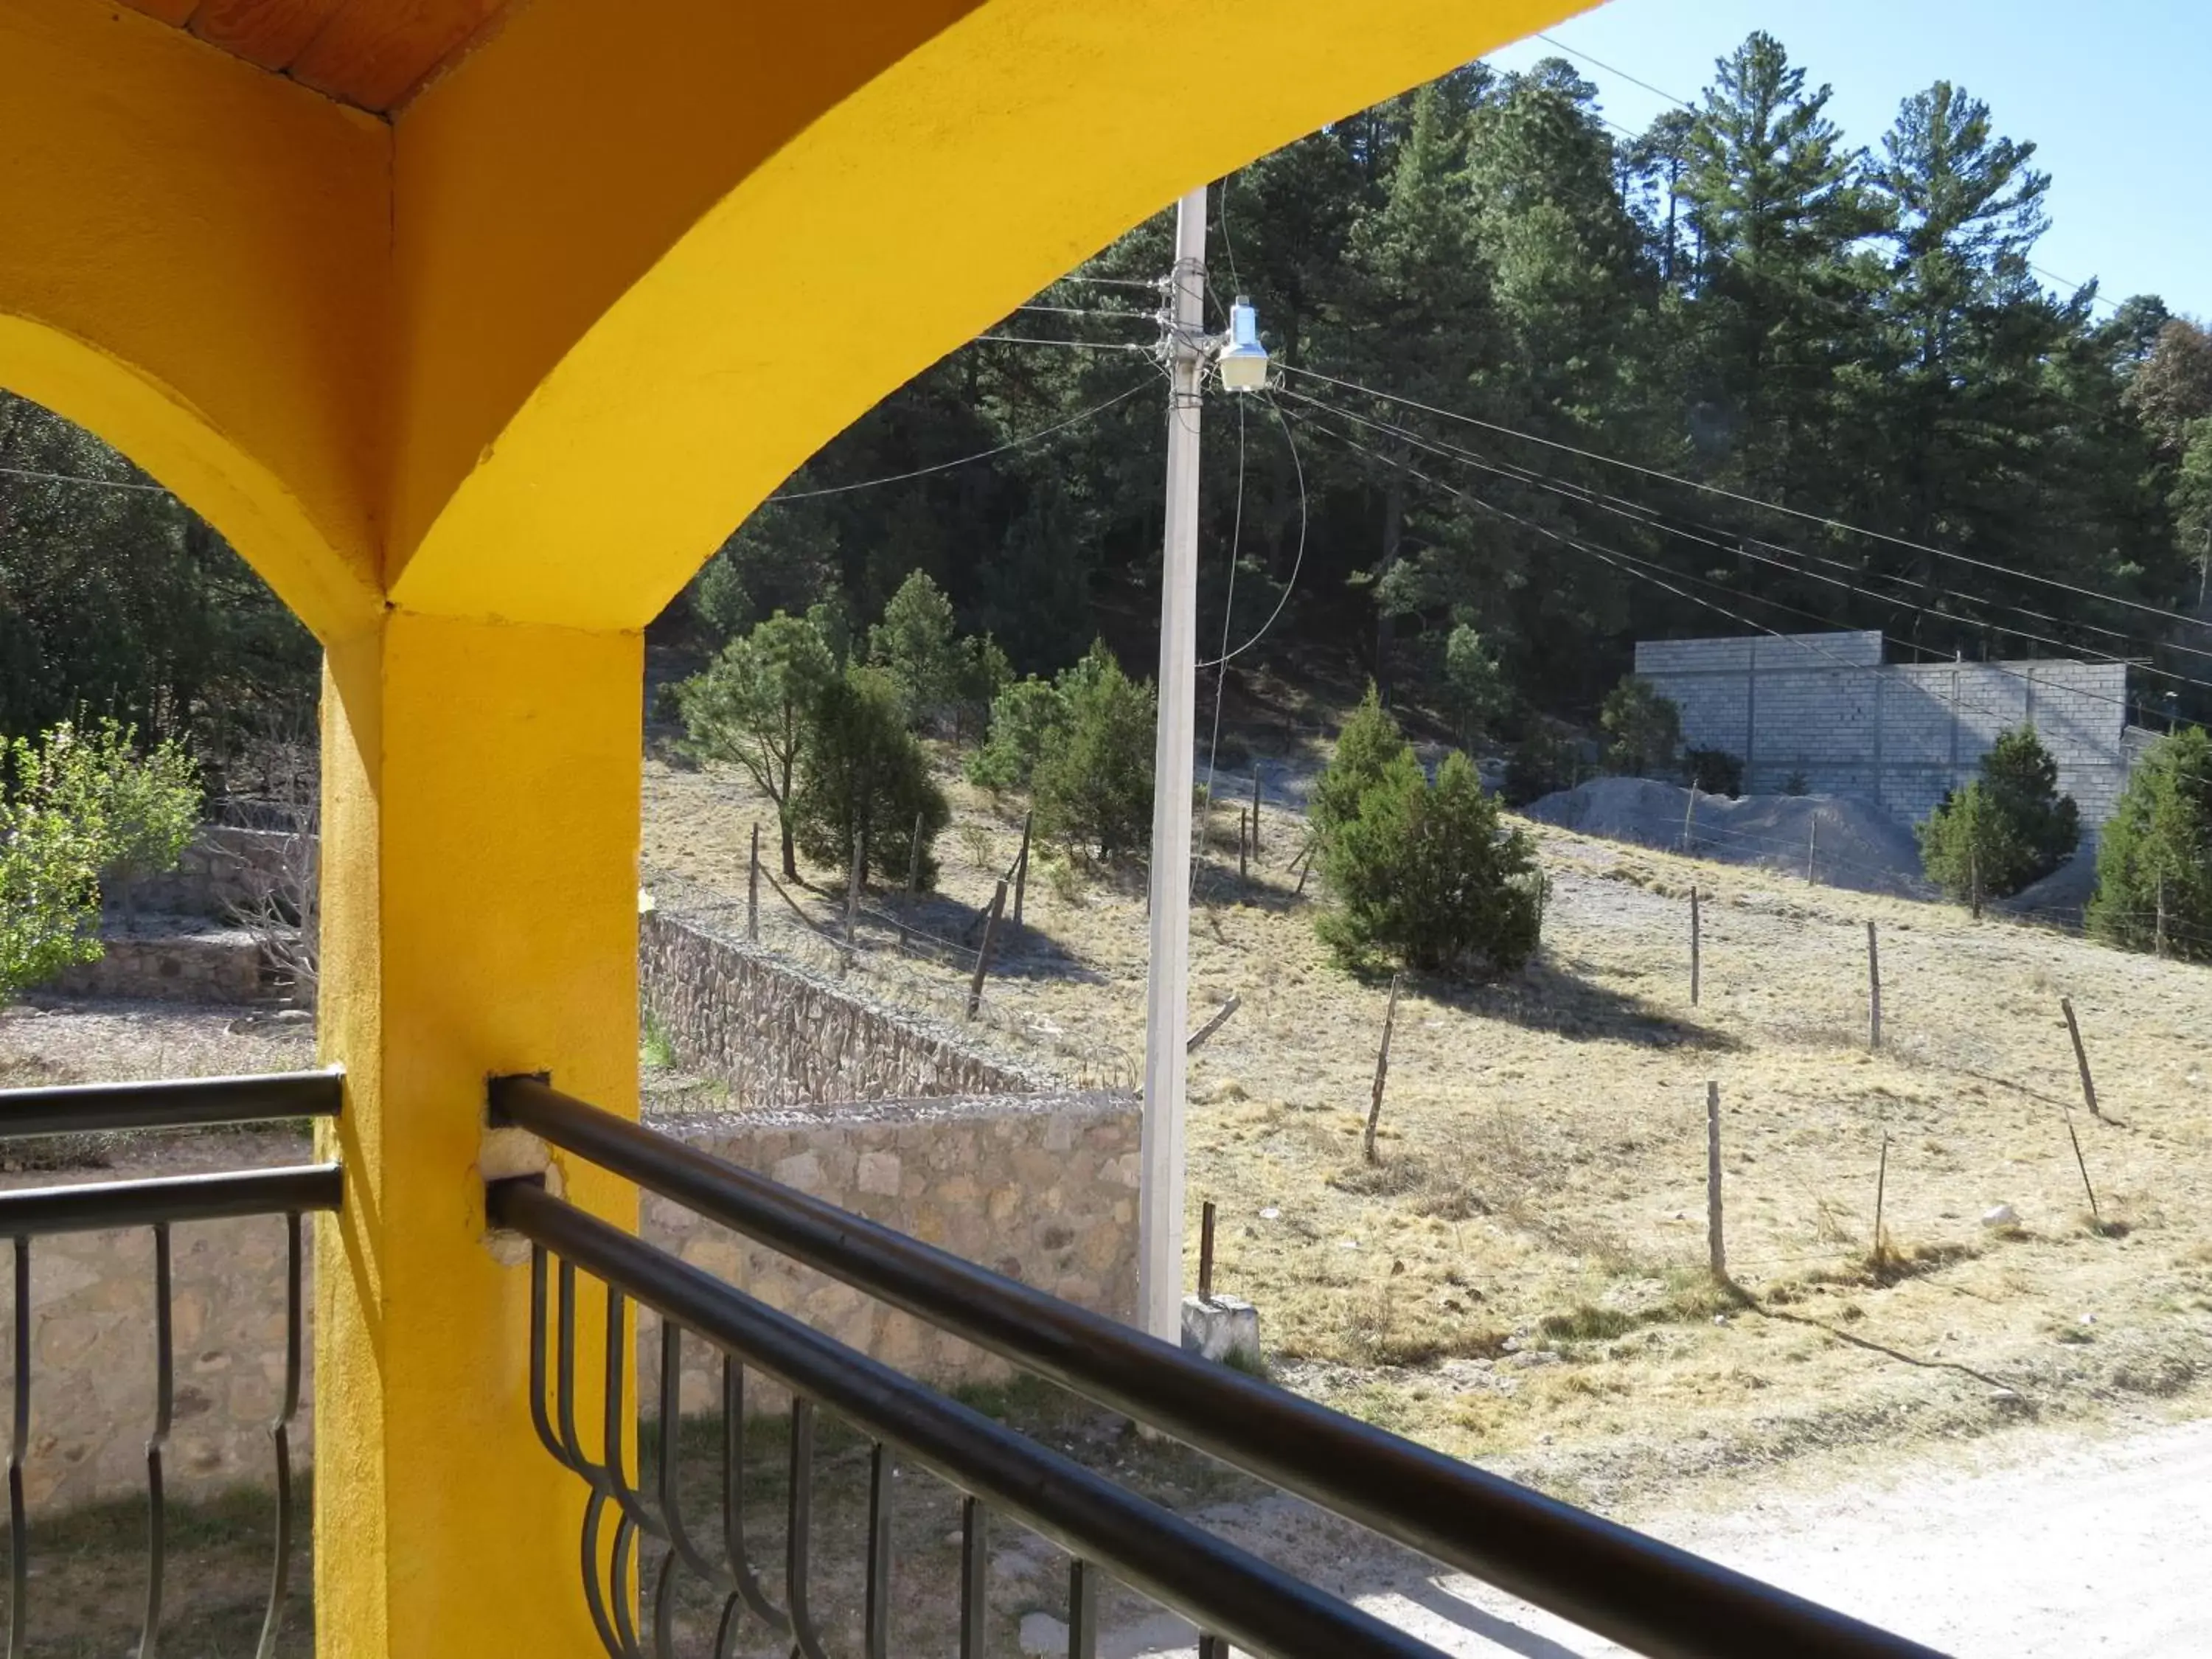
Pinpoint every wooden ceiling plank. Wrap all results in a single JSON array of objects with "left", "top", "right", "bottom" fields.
[
  {"left": 116, "top": 0, "right": 204, "bottom": 27},
  {"left": 190, "top": 0, "right": 352, "bottom": 73},
  {"left": 288, "top": 0, "right": 507, "bottom": 114}
]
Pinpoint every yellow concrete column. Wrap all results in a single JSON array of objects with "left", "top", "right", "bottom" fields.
[{"left": 315, "top": 609, "right": 641, "bottom": 1656}]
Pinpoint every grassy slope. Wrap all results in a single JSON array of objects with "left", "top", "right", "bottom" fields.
[{"left": 644, "top": 729, "right": 2212, "bottom": 1509}]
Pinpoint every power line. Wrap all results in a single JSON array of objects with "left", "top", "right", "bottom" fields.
[
  {"left": 1274, "top": 383, "right": 2212, "bottom": 691},
  {"left": 1198, "top": 390, "right": 1310, "bottom": 669},
  {"left": 1276, "top": 362, "right": 2212, "bottom": 636},
  {"left": 1279, "top": 394, "right": 2212, "bottom": 743},
  {"left": 0, "top": 462, "right": 172, "bottom": 496},
  {"left": 970, "top": 334, "right": 1155, "bottom": 354},
  {"left": 768, "top": 379, "right": 1153, "bottom": 502},
  {"left": 1531, "top": 32, "right": 1691, "bottom": 109}
]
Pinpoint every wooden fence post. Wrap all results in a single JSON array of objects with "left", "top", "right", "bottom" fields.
[
  {"left": 748, "top": 822, "right": 760, "bottom": 944},
  {"left": 1806, "top": 817, "right": 1818, "bottom": 884},
  {"left": 2065, "top": 1107, "right": 2104, "bottom": 1234},
  {"left": 1250, "top": 769, "right": 1263, "bottom": 858},
  {"left": 846, "top": 834, "right": 863, "bottom": 948},
  {"left": 1238, "top": 810, "right": 1250, "bottom": 883},
  {"left": 1680, "top": 782, "right": 1698, "bottom": 854},
  {"left": 2060, "top": 996, "right": 2101, "bottom": 1120},
  {"left": 966, "top": 879, "right": 1009, "bottom": 1019},
  {"left": 1706, "top": 1081, "right": 1726, "bottom": 1280},
  {"left": 1011, "top": 809, "right": 1034, "bottom": 928},
  {"left": 1865, "top": 920, "right": 1882, "bottom": 1051},
  {"left": 1362, "top": 973, "right": 1403, "bottom": 1166},
  {"left": 1198, "top": 1200, "right": 1217, "bottom": 1302},
  {"left": 1689, "top": 884, "right": 1701, "bottom": 1006},
  {"left": 1874, "top": 1134, "right": 1891, "bottom": 1265}
]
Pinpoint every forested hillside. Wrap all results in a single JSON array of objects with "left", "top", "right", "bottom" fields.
[{"left": 689, "top": 33, "right": 2212, "bottom": 731}]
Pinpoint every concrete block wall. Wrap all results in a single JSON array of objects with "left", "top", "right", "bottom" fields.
[{"left": 1634, "top": 633, "right": 2132, "bottom": 827}]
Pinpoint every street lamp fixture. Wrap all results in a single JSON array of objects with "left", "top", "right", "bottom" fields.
[{"left": 1216, "top": 296, "right": 1270, "bottom": 392}]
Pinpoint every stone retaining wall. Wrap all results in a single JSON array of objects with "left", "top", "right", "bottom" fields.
[
  {"left": 2, "top": 1094, "right": 1137, "bottom": 1511},
  {"left": 52, "top": 922, "right": 265, "bottom": 1003},
  {"left": 636, "top": 1092, "right": 1140, "bottom": 1413},
  {"left": 639, "top": 905, "right": 1053, "bottom": 1107},
  {"left": 115, "top": 826, "right": 310, "bottom": 921}
]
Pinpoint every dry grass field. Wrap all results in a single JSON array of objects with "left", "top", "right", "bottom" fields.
[{"left": 644, "top": 740, "right": 2212, "bottom": 1510}]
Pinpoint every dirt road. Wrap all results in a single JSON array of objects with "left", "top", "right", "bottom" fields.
[{"left": 1110, "top": 1417, "right": 2212, "bottom": 1657}]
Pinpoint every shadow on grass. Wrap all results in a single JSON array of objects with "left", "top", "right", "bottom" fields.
[
  {"left": 0, "top": 1480, "right": 312, "bottom": 1659},
  {"left": 1424, "top": 956, "right": 1743, "bottom": 1051}
]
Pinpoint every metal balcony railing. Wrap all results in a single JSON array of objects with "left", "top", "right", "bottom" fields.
[
  {"left": 487, "top": 1075, "right": 1944, "bottom": 1659},
  {"left": 0, "top": 1068, "right": 343, "bottom": 1659}
]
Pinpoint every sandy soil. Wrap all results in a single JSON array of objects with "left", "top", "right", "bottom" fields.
[{"left": 643, "top": 744, "right": 2212, "bottom": 1509}]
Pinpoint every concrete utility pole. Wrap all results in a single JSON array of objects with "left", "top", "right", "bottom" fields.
[{"left": 1138, "top": 184, "right": 1210, "bottom": 1343}]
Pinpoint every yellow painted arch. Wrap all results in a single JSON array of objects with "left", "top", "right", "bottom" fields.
[
  {"left": 389, "top": 0, "right": 1598, "bottom": 630},
  {"left": 0, "top": 0, "right": 388, "bottom": 640}
]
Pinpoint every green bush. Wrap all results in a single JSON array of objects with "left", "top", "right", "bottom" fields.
[
  {"left": 1918, "top": 726, "right": 2080, "bottom": 902},
  {"left": 1033, "top": 643, "right": 1155, "bottom": 858},
  {"left": 1685, "top": 747, "right": 1744, "bottom": 798},
  {"left": 1599, "top": 675, "right": 1682, "bottom": 778},
  {"left": 1439, "top": 625, "right": 1508, "bottom": 748},
  {"left": 2087, "top": 727, "right": 2212, "bottom": 959},
  {"left": 790, "top": 666, "right": 949, "bottom": 888},
  {"left": 1317, "top": 749, "right": 1545, "bottom": 977},
  {"left": 869, "top": 571, "right": 966, "bottom": 731},
  {"left": 965, "top": 676, "right": 1065, "bottom": 793},
  {"left": 675, "top": 611, "right": 838, "bottom": 880},
  {"left": 1, "top": 720, "right": 201, "bottom": 1004},
  {"left": 1309, "top": 685, "right": 1407, "bottom": 844},
  {"left": 1501, "top": 727, "right": 1577, "bottom": 807}
]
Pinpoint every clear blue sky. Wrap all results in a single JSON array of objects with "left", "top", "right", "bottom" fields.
[{"left": 1485, "top": 0, "right": 2210, "bottom": 322}]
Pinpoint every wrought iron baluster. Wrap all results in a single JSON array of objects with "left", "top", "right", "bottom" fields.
[
  {"left": 719, "top": 1357, "right": 788, "bottom": 1633},
  {"left": 602, "top": 1287, "right": 664, "bottom": 1539},
  {"left": 656, "top": 1320, "right": 716, "bottom": 1578},
  {"left": 556, "top": 1257, "right": 590, "bottom": 1470},
  {"left": 253, "top": 1212, "right": 305, "bottom": 1659},
  {"left": 1066, "top": 1558, "right": 1097, "bottom": 1659},
  {"left": 579, "top": 1486, "right": 628, "bottom": 1659},
  {"left": 608, "top": 1499, "right": 644, "bottom": 1659},
  {"left": 783, "top": 1398, "right": 832, "bottom": 1659},
  {"left": 863, "top": 1442, "right": 892, "bottom": 1659},
  {"left": 527, "top": 1246, "right": 580, "bottom": 1471},
  {"left": 8, "top": 1237, "right": 29, "bottom": 1659},
  {"left": 959, "top": 1495, "right": 987, "bottom": 1659},
  {"left": 138, "top": 1222, "right": 173, "bottom": 1659}
]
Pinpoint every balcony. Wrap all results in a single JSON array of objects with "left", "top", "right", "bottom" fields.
[{"left": 0, "top": 1068, "right": 1935, "bottom": 1658}]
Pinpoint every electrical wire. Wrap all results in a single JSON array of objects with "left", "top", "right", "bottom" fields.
[
  {"left": 1531, "top": 32, "right": 1691, "bottom": 107},
  {"left": 1281, "top": 390, "right": 2212, "bottom": 747},
  {"left": 1197, "top": 389, "right": 1310, "bottom": 669},
  {"left": 970, "top": 334, "right": 1155, "bottom": 354},
  {"left": 0, "top": 462, "right": 172, "bottom": 495},
  {"left": 1013, "top": 304, "right": 1158, "bottom": 323},
  {"left": 1273, "top": 384, "right": 2212, "bottom": 692},
  {"left": 1194, "top": 397, "right": 1250, "bottom": 893},
  {"left": 1277, "top": 361, "right": 2212, "bottom": 636},
  {"left": 768, "top": 379, "right": 1153, "bottom": 502}
]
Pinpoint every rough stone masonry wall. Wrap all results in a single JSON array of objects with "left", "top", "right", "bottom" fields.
[
  {"left": 0, "top": 1093, "right": 1138, "bottom": 1512},
  {"left": 636, "top": 1093, "right": 1141, "bottom": 1415},
  {"left": 114, "top": 826, "right": 310, "bottom": 921},
  {"left": 639, "top": 905, "right": 1054, "bottom": 1106},
  {"left": 1635, "top": 632, "right": 2134, "bottom": 828}
]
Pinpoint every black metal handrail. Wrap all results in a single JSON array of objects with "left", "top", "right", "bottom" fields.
[
  {"left": 0, "top": 1073, "right": 342, "bottom": 1659},
  {"left": 492, "top": 1178, "right": 1444, "bottom": 1659},
  {"left": 0, "top": 1067, "right": 341, "bottom": 1138},
  {"left": 491, "top": 1075, "right": 1942, "bottom": 1659}
]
